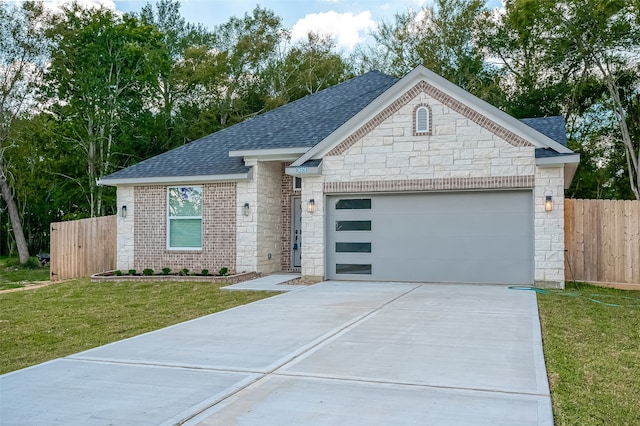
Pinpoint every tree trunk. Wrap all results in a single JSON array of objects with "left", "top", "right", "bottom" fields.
[{"left": 0, "top": 173, "right": 29, "bottom": 264}]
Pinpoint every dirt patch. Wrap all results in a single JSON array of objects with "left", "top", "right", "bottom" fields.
[
  {"left": 0, "top": 281, "right": 58, "bottom": 294},
  {"left": 279, "top": 276, "right": 323, "bottom": 286}
]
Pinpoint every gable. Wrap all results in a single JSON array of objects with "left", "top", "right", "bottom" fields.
[
  {"left": 327, "top": 80, "right": 534, "bottom": 158},
  {"left": 321, "top": 84, "right": 536, "bottom": 185}
]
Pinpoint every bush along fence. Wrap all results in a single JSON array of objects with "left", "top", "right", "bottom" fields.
[{"left": 564, "top": 199, "right": 640, "bottom": 289}]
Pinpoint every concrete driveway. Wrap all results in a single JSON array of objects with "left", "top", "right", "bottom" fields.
[{"left": 0, "top": 281, "right": 552, "bottom": 425}]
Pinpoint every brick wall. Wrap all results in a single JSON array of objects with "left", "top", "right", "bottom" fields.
[
  {"left": 280, "top": 163, "right": 295, "bottom": 271},
  {"left": 133, "top": 183, "right": 236, "bottom": 273}
]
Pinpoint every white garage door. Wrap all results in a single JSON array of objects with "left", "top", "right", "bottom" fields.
[{"left": 326, "top": 191, "right": 534, "bottom": 284}]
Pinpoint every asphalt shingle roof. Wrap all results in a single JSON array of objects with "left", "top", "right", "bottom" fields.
[
  {"left": 104, "top": 72, "right": 571, "bottom": 182},
  {"left": 519, "top": 116, "right": 571, "bottom": 159},
  {"left": 520, "top": 116, "right": 566, "bottom": 145},
  {"left": 104, "top": 71, "right": 398, "bottom": 180}
]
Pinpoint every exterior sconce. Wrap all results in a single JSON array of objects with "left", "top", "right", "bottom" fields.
[
  {"left": 243, "top": 202, "right": 250, "bottom": 216},
  {"left": 545, "top": 195, "right": 553, "bottom": 212},
  {"left": 121, "top": 205, "right": 127, "bottom": 218},
  {"left": 307, "top": 199, "right": 316, "bottom": 213}
]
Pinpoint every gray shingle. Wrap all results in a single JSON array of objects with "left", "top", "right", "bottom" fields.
[
  {"left": 520, "top": 116, "right": 567, "bottom": 146},
  {"left": 103, "top": 71, "right": 398, "bottom": 180},
  {"left": 518, "top": 116, "right": 571, "bottom": 159}
]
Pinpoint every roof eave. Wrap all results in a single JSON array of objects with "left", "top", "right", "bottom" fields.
[
  {"left": 97, "top": 172, "right": 252, "bottom": 187},
  {"left": 535, "top": 154, "right": 580, "bottom": 189},
  {"left": 535, "top": 154, "right": 580, "bottom": 166},
  {"left": 229, "top": 147, "right": 311, "bottom": 162},
  {"left": 285, "top": 162, "right": 323, "bottom": 176}
]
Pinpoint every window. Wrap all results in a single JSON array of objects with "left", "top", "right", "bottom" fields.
[
  {"left": 293, "top": 176, "right": 302, "bottom": 191},
  {"left": 335, "top": 198, "right": 371, "bottom": 210},
  {"left": 168, "top": 186, "right": 202, "bottom": 249},
  {"left": 335, "top": 221, "right": 372, "bottom": 231},
  {"left": 414, "top": 104, "right": 431, "bottom": 135},
  {"left": 336, "top": 242, "right": 372, "bottom": 253},
  {"left": 336, "top": 264, "right": 372, "bottom": 275}
]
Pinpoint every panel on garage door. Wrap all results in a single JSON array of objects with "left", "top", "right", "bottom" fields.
[{"left": 326, "top": 191, "right": 533, "bottom": 284}]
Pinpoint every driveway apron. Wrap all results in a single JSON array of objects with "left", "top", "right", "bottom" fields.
[{"left": 0, "top": 281, "right": 552, "bottom": 425}]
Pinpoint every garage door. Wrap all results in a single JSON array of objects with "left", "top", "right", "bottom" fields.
[{"left": 326, "top": 191, "right": 533, "bottom": 284}]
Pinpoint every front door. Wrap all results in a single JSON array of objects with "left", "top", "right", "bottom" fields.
[{"left": 291, "top": 197, "right": 302, "bottom": 268}]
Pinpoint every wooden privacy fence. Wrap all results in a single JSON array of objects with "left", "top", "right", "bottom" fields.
[
  {"left": 50, "top": 215, "right": 116, "bottom": 281},
  {"left": 565, "top": 199, "right": 640, "bottom": 289}
]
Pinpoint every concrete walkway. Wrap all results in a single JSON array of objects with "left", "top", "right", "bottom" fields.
[{"left": 0, "top": 281, "right": 552, "bottom": 425}]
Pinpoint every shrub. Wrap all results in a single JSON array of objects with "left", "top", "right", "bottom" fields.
[
  {"left": 161, "top": 267, "right": 171, "bottom": 275},
  {"left": 114, "top": 270, "right": 122, "bottom": 276},
  {"left": 128, "top": 269, "right": 137, "bottom": 276},
  {"left": 6, "top": 257, "right": 40, "bottom": 269},
  {"left": 201, "top": 269, "right": 209, "bottom": 276},
  {"left": 142, "top": 268, "right": 154, "bottom": 276},
  {"left": 179, "top": 268, "right": 189, "bottom": 276},
  {"left": 218, "top": 267, "right": 229, "bottom": 276}
]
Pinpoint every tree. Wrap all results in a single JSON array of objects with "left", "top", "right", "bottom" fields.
[
  {"left": 138, "top": 0, "right": 211, "bottom": 154},
  {"left": 357, "top": 0, "right": 503, "bottom": 103},
  {"left": 174, "top": 6, "right": 284, "bottom": 134},
  {"left": 0, "top": 1, "right": 49, "bottom": 263},
  {"left": 45, "top": 4, "right": 165, "bottom": 217},
  {"left": 265, "top": 32, "right": 352, "bottom": 109},
  {"left": 482, "top": 0, "right": 640, "bottom": 199}
]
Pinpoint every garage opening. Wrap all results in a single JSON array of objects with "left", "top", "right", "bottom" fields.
[{"left": 326, "top": 191, "right": 534, "bottom": 284}]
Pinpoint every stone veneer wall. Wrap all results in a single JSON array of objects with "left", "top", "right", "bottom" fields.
[
  {"left": 256, "top": 161, "right": 283, "bottom": 273},
  {"left": 133, "top": 183, "right": 236, "bottom": 272},
  {"left": 301, "top": 175, "right": 325, "bottom": 279},
  {"left": 534, "top": 166, "right": 565, "bottom": 287},
  {"left": 116, "top": 186, "right": 135, "bottom": 271},
  {"left": 236, "top": 160, "right": 283, "bottom": 274}
]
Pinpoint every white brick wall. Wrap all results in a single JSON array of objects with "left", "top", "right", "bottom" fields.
[{"left": 116, "top": 186, "right": 134, "bottom": 271}]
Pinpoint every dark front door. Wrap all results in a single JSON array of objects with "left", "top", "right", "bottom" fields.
[{"left": 292, "top": 197, "right": 302, "bottom": 268}]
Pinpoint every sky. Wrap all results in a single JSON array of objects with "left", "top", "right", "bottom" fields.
[{"left": 33, "top": 0, "right": 504, "bottom": 51}]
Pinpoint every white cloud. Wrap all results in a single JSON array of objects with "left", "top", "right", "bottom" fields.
[
  {"left": 291, "top": 10, "right": 375, "bottom": 50},
  {"left": 37, "top": 0, "right": 117, "bottom": 14}
]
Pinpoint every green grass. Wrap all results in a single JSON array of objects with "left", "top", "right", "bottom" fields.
[
  {"left": 0, "top": 279, "right": 279, "bottom": 374},
  {"left": 537, "top": 282, "right": 640, "bottom": 425},
  {"left": 0, "top": 257, "right": 50, "bottom": 290}
]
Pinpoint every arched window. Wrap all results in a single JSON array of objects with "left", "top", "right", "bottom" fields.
[{"left": 414, "top": 104, "right": 431, "bottom": 135}]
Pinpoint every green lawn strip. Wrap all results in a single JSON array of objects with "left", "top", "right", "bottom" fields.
[
  {"left": 537, "top": 282, "right": 640, "bottom": 425},
  {"left": 0, "top": 279, "right": 279, "bottom": 374}
]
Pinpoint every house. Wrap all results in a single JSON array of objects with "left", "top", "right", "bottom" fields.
[{"left": 99, "top": 65, "right": 579, "bottom": 288}]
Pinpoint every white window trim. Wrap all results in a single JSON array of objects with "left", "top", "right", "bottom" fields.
[
  {"left": 167, "top": 186, "right": 203, "bottom": 251},
  {"left": 293, "top": 176, "right": 302, "bottom": 192}
]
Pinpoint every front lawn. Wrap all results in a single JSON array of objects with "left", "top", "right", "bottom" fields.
[
  {"left": 0, "top": 279, "right": 279, "bottom": 374},
  {"left": 537, "top": 282, "right": 640, "bottom": 425}
]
